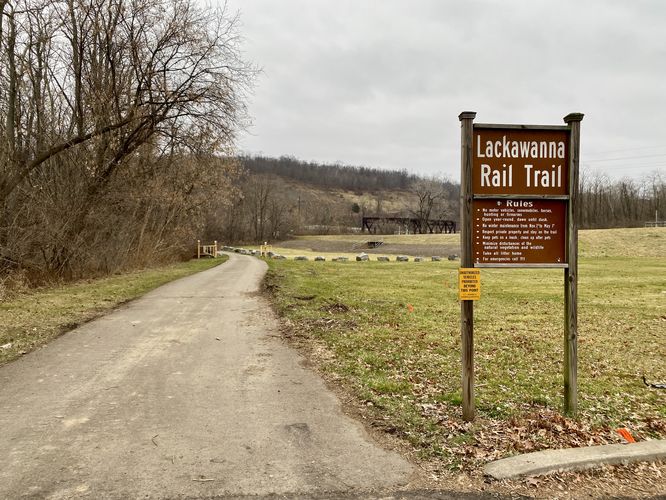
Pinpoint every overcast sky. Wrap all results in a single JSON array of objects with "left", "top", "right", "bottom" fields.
[{"left": 223, "top": 0, "right": 666, "bottom": 182}]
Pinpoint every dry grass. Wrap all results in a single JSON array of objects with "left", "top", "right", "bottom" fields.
[{"left": 578, "top": 227, "right": 666, "bottom": 258}]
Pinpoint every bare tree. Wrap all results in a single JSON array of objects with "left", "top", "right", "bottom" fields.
[
  {"left": 579, "top": 169, "right": 665, "bottom": 228},
  {"left": 409, "top": 177, "right": 452, "bottom": 233},
  {"left": 1, "top": 0, "right": 252, "bottom": 200},
  {"left": 0, "top": 0, "right": 254, "bottom": 280}
]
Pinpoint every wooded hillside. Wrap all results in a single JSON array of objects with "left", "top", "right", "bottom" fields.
[
  {"left": 208, "top": 156, "right": 460, "bottom": 244},
  {"left": 209, "top": 157, "right": 665, "bottom": 244},
  {"left": 241, "top": 155, "right": 419, "bottom": 192}
]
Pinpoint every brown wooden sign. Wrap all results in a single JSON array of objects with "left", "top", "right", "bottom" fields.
[
  {"left": 459, "top": 112, "right": 583, "bottom": 422},
  {"left": 471, "top": 125, "right": 570, "bottom": 267},
  {"left": 473, "top": 127, "right": 569, "bottom": 196},
  {"left": 473, "top": 199, "right": 566, "bottom": 265}
]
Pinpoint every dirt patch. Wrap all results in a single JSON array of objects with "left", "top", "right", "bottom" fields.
[
  {"left": 294, "top": 294, "right": 317, "bottom": 301},
  {"left": 279, "top": 238, "right": 460, "bottom": 257}
]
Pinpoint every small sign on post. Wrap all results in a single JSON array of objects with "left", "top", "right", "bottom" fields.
[
  {"left": 458, "top": 268, "right": 481, "bottom": 300},
  {"left": 458, "top": 111, "right": 583, "bottom": 421}
]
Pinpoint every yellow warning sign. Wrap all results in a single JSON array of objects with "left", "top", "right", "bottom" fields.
[{"left": 458, "top": 268, "right": 481, "bottom": 300}]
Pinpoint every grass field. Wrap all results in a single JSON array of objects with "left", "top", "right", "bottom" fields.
[
  {"left": 0, "top": 257, "right": 226, "bottom": 366},
  {"left": 264, "top": 228, "right": 665, "bottom": 468}
]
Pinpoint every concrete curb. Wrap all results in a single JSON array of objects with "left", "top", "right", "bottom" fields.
[{"left": 483, "top": 440, "right": 666, "bottom": 480}]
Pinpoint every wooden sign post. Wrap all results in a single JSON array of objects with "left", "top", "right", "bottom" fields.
[
  {"left": 459, "top": 112, "right": 476, "bottom": 421},
  {"left": 458, "top": 112, "right": 583, "bottom": 421},
  {"left": 563, "top": 113, "right": 584, "bottom": 415}
]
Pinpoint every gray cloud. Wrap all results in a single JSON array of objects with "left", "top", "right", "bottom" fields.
[{"left": 225, "top": 0, "right": 666, "bottom": 180}]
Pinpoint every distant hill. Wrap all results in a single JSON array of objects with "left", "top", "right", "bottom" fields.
[
  {"left": 207, "top": 156, "right": 460, "bottom": 243},
  {"left": 239, "top": 155, "right": 421, "bottom": 193}
]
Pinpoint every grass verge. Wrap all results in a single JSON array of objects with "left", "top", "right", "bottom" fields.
[
  {"left": 263, "top": 229, "right": 666, "bottom": 470},
  {"left": 0, "top": 257, "right": 227, "bottom": 366}
]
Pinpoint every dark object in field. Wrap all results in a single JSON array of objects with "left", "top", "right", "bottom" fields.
[
  {"left": 643, "top": 375, "right": 666, "bottom": 389},
  {"left": 294, "top": 295, "right": 316, "bottom": 301},
  {"left": 321, "top": 302, "right": 349, "bottom": 314}
]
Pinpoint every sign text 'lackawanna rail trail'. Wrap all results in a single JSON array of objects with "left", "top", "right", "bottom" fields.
[
  {"left": 473, "top": 128, "right": 569, "bottom": 196},
  {"left": 476, "top": 134, "right": 566, "bottom": 189}
]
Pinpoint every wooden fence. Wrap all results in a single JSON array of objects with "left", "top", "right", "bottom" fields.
[{"left": 197, "top": 240, "right": 218, "bottom": 258}]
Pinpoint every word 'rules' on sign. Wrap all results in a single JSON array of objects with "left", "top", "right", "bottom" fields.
[{"left": 458, "top": 268, "right": 480, "bottom": 301}]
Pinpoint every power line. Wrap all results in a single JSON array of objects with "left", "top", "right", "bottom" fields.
[
  {"left": 583, "top": 153, "right": 666, "bottom": 163},
  {"left": 580, "top": 165, "right": 666, "bottom": 170},
  {"left": 585, "top": 144, "right": 666, "bottom": 156}
]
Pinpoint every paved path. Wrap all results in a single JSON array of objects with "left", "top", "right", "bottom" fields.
[{"left": 0, "top": 254, "right": 415, "bottom": 499}]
